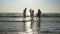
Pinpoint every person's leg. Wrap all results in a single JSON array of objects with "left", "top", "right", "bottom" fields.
[
  {"left": 38, "top": 17, "right": 41, "bottom": 34},
  {"left": 23, "top": 14, "right": 26, "bottom": 32}
]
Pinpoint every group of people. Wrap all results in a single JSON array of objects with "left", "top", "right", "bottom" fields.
[
  {"left": 23, "top": 8, "right": 41, "bottom": 32},
  {"left": 23, "top": 8, "right": 41, "bottom": 19}
]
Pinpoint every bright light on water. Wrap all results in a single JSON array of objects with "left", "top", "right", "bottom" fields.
[
  {"left": 25, "top": 22, "right": 33, "bottom": 32},
  {"left": 18, "top": 32, "right": 34, "bottom": 34}
]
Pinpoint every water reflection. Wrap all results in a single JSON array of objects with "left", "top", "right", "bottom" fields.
[
  {"left": 25, "top": 22, "right": 33, "bottom": 32},
  {"left": 24, "top": 16, "right": 40, "bottom": 34}
]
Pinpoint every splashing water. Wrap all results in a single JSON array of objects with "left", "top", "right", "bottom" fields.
[{"left": 25, "top": 22, "right": 33, "bottom": 32}]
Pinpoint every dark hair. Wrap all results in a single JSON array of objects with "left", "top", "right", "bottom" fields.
[
  {"left": 25, "top": 8, "right": 27, "bottom": 9},
  {"left": 36, "top": 9, "right": 41, "bottom": 17},
  {"left": 30, "top": 9, "right": 32, "bottom": 13}
]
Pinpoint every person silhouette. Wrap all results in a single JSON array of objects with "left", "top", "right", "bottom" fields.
[
  {"left": 36, "top": 9, "right": 41, "bottom": 32},
  {"left": 30, "top": 9, "right": 32, "bottom": 17},
  {"left": 29, "top": 9, "right": 34, "bottom": 17},
  {"left": 23, "top": 8, "right": 27, "bottom": 18},
  {"left": 23, "top": 8, "right": 27, "bottom": 32},
  {"left": 31, "top": 10, "right": 34, "bottom": 17},
  {"left": 36, "top": 9, "right": 41, "bottom": 19},
  {"left": 31, "top": 10, "right": 34, "bottom": 30}
]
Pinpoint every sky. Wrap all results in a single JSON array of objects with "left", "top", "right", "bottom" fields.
[{"left": 0, "top": 0, "right": 60, "bottom": 13}]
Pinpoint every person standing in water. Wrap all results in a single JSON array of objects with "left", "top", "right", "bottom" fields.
[
  {"left": 36, "top": 9, "right": 41, "bottom": 19},
  {"left": 31, "top": 10, "right": 34, "bottom": 29},
  {"left": 23, "top": 8, "right": 27, "bottom": 32},
  {"left": 31, "top": 10, "right": 34, "bottom": 17},
  {"left": 29, "top": 9, "right": 34, "bottom": 20},
  {"left": 29, "top": 9, "right": 34, "bottom": 32},
  {"left": 36, "top": 9, "right": 41, "bottom": 33},
  {"left": 30, "top": 9, "right": 32, "bottom": 17},
  {"left": 23, "top": 8, "right": 27, "bottom": 18}
]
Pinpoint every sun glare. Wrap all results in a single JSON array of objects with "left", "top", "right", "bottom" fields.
[
  {"left": 27, "top": 0, "right": 33, "bottom": 2},
  {"left": 27, "top": 0, "right": 32, "bottom": 2}
]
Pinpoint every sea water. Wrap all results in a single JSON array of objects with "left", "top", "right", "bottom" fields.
[{"left": 0, "top": 17, "right": 60, "bottom": 34}]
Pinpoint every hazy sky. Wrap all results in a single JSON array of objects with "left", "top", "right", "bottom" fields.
[{"left": 0, "top": 0, "right": 60, "bottom": 13}]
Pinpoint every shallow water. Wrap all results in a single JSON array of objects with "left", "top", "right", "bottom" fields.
[{"left": 0, "top": 17, "right": 60, "bottom": 34}]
